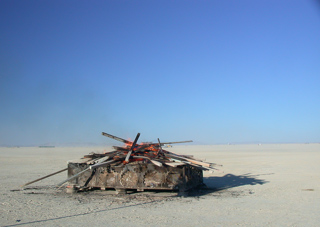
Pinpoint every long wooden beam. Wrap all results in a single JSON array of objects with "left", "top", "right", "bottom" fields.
[
  {"left": 102, "top": 132, "right": 132, "bottom": 144},
  {"left": 56, "top": 167, "right": 90, "bottom": 187},
  {"left": 21, "top": 168, "right": 68, "bottom": 188}
]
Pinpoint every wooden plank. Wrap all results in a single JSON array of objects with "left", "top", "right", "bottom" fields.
[
  {"left": 132, "top": 156, "right": 163, "bottom": 167},
  {"left": 67, "top": 157, "right": 92, "bottom": 164},
  {"left": 159, "top": 140, "right": 193, "bottom": 145},
  {"left": 21, "top": 168, "right": 68, "bottom": 188},
  {"left": 165, "top": 152, "right": 212, "bottom": 168},
  {"left": 113, "top": 146, "right": 129, "bottom": 151},
  {"left": 102, "top": 132, "right": 132, "bottom": 144},
  {"left": 57, "top": 167, "right": 90, "bottom": 187},
  {"left": 164, "top": 162, "right": 186, "bottom": 167},
  {"left": 95, "top": 156, "right": 110, "bottom": 164},
  {"left": 125, "top": 133, "right": 140, "bottom": 162},
  {"left": 89, "top": 159, "right": 117, "bottom": 169}
]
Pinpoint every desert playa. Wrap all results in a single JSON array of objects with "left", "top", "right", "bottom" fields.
[{"left": 1, "top": 144, "right": 319, "bottom": 226}]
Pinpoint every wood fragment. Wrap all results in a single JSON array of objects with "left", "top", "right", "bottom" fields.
[
  {"left": 89, "top": 159, "right": 117, "bottom": 169},
  {"left": 164, "top": 162, "right": 186, "bottom": 167}
]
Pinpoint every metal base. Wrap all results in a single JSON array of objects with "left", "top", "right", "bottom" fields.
[{"left": 67, "top": 162, "right": 203, "bottom": 192}]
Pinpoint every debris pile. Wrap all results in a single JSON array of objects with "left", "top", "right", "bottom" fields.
[
  {"left": 22, "top": 132, "right": 220, "bottom": 195},
  {"left": 97, "top": 132, "right": 217, "bottom": 170}
]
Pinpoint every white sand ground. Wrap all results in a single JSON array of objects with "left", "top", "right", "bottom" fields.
[{"left": 0, "top": 144, "right": 319, "bottom": 226}]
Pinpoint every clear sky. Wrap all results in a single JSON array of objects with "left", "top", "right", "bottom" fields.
[{"left": 1, "top": 0, "right": 319, "bottom": 146}]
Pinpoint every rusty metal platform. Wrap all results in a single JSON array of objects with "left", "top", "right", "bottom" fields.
[{"left": 67, "top": 161, "right": 203, "bottom": 193}]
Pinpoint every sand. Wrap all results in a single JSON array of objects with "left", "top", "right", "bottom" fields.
[{"left": 1, "top": 144, "right": 319, "bottom": 226}]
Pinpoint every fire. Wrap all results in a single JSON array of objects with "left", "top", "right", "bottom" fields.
[{"left": 122, "top": 141, "right": 160, "bottom": 153}]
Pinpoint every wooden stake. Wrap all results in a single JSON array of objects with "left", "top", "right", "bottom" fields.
[
  {"left": 125, "top": 133, "right": 140, "bottom": 162},
  {"left": 56, "top": 167, "right": 90, "bottom": 187},
  {"left": 21, "top": 168, "right": 68, "bottom": 188}
]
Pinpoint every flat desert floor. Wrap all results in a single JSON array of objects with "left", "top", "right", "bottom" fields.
[{"left": 1, "top": 144, "right": 319, "bottom": 226}]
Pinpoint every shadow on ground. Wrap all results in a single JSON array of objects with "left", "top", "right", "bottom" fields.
[{"left": 188, "top": 173, "right": 270, "bottom": 197}]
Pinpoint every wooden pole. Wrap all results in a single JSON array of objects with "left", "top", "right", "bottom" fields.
[
  {"left": 102, "top": 132, "right": 131, "bottom": 144},
  {"left": 89, "top": 159, "right": 117, "bottom": 169},
  {"left": 21, "top": 168, "right": 68, "bottom": 188},
  {"left": 56, "top": 167, "right": 90, "bottom": 187},
  {"left": 156, "top": 138, "right": 163, "bottom": 156},
  {"left": 125, "top": 133, "right": 140, "bottom": 162}
]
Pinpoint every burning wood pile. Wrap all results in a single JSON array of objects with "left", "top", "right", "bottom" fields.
[
  {"left": 22, "top": 132, "right": 219, "bottom": 195},
  {"left": 99, "top": 132, "right": 217, "bottom": 170}
]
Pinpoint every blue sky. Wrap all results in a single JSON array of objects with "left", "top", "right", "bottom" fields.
[{"left": 1, "top": 0, "right": 319, "bottom": 146}]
